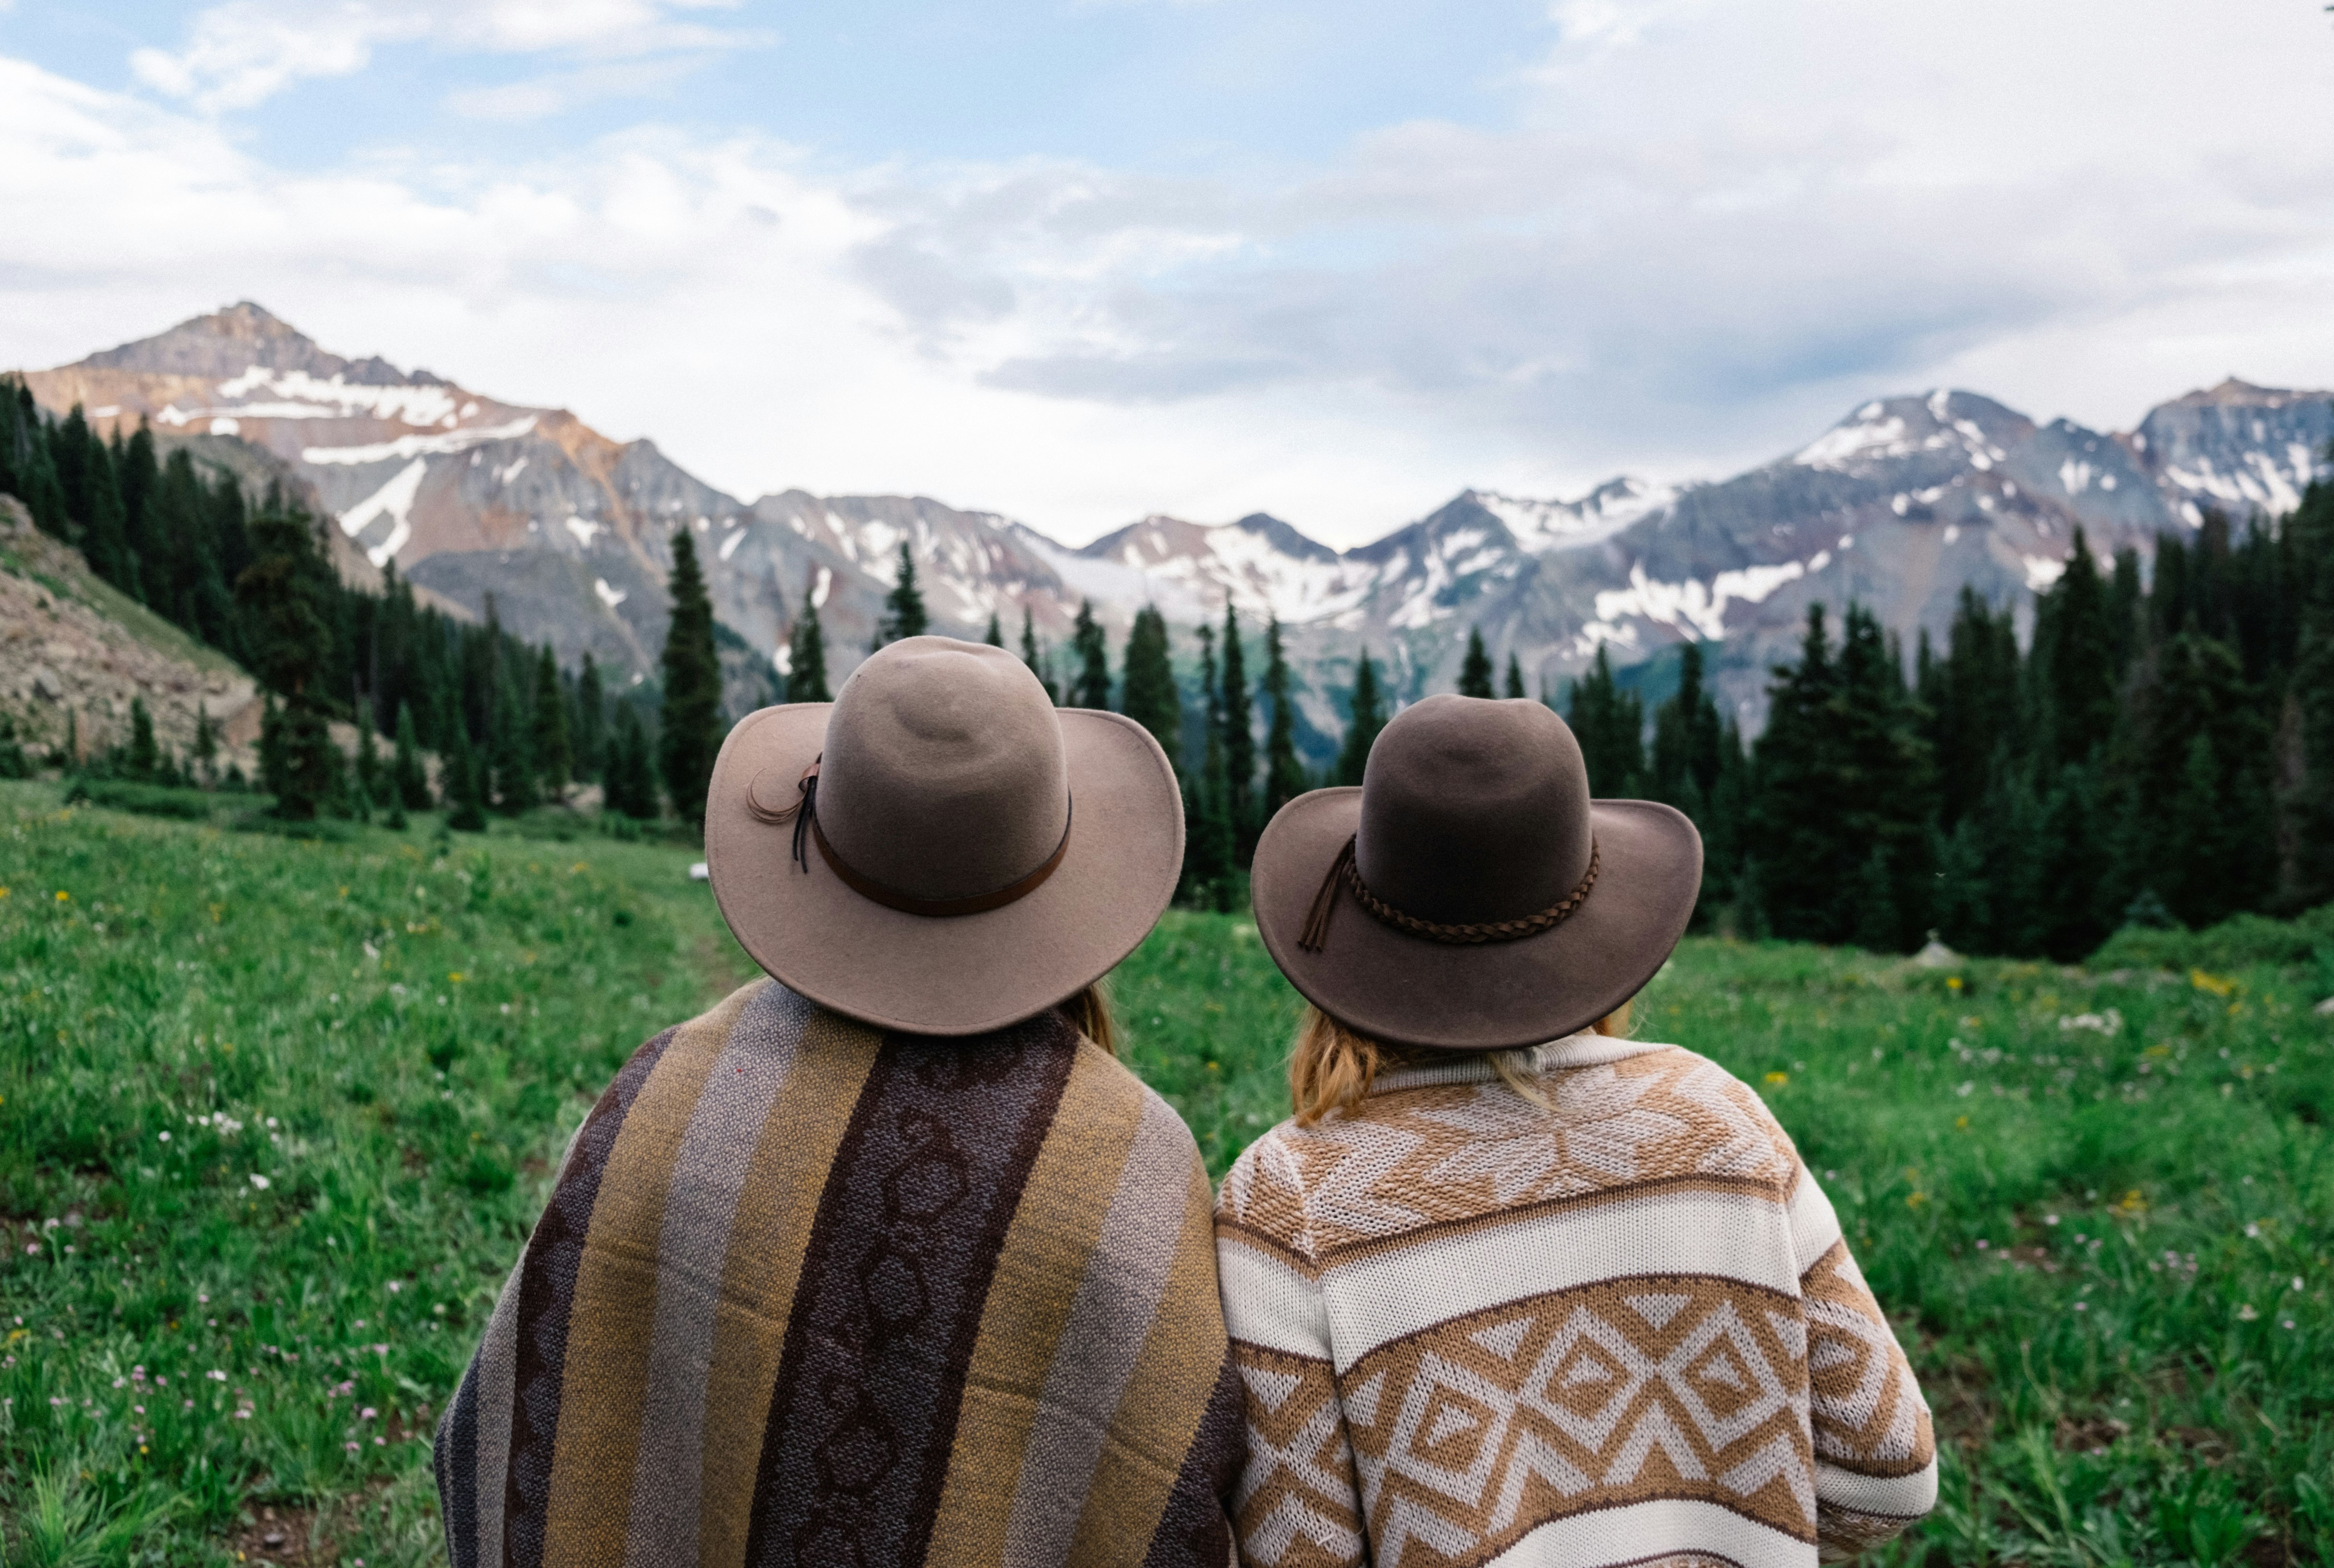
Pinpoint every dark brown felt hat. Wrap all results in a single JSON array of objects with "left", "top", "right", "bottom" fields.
[
  {"left": 1252, "top": 693, "right": 1703, "bottom": 1052},
  {"left": 705, "top": 636, "right": 1183, "bottom": 1035}
]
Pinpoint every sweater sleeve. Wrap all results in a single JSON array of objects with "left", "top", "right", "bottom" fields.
[
  {"left": 1786, "top": 1166, "right": 1939, "bottom": 1559},
  {"left": 1213, "top": 1134, "right": 1367, "bottom": 1568}
]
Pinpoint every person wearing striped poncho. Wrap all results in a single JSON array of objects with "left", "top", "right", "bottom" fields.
[{"left": 438, "top": 637, "right": 1237, "bottom": 1567}]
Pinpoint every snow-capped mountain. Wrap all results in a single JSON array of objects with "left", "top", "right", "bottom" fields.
[{"left": 17, "top": 305, "right": 2329, "bottom": 750}]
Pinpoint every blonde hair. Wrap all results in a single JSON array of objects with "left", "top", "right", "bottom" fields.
[
  {"left": 1287, "top": 999, "right": 1632, "bottom": 1126},
  {"left": 1061, "top": 979, "right": 1117, "bottom": 1057}
]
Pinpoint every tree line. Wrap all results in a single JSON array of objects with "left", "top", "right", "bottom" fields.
[
  {"left": 13, "top": 374, "right": 2330, "bottom": 950},
  {"left": 0, "top": 382, "right": 721, "bottom": 829}
]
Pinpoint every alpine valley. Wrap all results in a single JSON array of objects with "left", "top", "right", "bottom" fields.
[{"left": 17, "top": 304, "right": 2330, "bottom": 762}]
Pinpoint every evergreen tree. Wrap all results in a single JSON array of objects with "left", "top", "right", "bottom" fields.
[
  {"left": 874, "top": 542, "right": 928, "bottom": 649},
  {"left": 392, "top": 702, "right": 431, "bottom": 809},
  {"left": 533, "top": 645, "right": 571, "bottom": 796},
  {"left": 124, "top": 697, "right": 158, "bottom": 782},
  {"left": 1261, "top": 615, "right": 1307, "bottom": 823},
  {"left": 786, "top": 582, "right": 832, "bottom": 702},
  {"left": 1336, "top": 649, "right": 1387, "bottom": 786},
  {"left": 234, "top": 502, "right": 343, "bottom": 820},
  {"left": 605, "top": 702, "right": 660, "bottom": 821},
  {"left": 192, "top": 702, "right": 218, "bottom": 787},
  {"left": 1650, "top": 642, "right": 1724, "bottom": 819},
  {"left": 983, "top": 612, "right": 1004, "bottom": 647},
  {"left": 1926, "top": 589, "right": 2022, "bottom": 828},
  {"left": 1184, "top": 625, "right": 1236, "bottom": 909},
  {"left": 1020, "top": 607, "right": 1059, "bottom": 704},
  {"left": 1458, "top": 628, "right": 1495, "bottom": 697},
  {"left": 2113, "top": 630, "right": 2274, "bottom": 928},
  {"left": 1745, "top": 605, "right": 1934, "bottom": 949},
  {"left": 658, "top": 528, "right": 725, "bottom": 830},
  {"left": 2288, "top": 480, "right": 2334, "bottom": 905},
  {"left": 354, "top": 716, "right": 382, "bottom": 819},
  {"left": 1504, "top": 654, "right": 1526, "bottom": 700},
  {"left": 1070, "top": 600, "right": 1112, "bottom": 709},
  {"left": 490, "top": 655, "right": 537, "bottom": 815},
  {"left": 572, "top": 654, "right": 607, "bottom": 781},
  {"left": 2034, "top": 528, "right": 2118, "bottom": 766},
  {"left": 1566, "top": 647, "right": 1645, "bottom": 796},
  {"left": 1119, "top": 608, "right": 1181, "bottom": 764},
  {"left": 446, "top": 724, "right": 488, "bottom": 832},
  {"left": 1220, "top": 606, "right": 1256, "bottom": 862}
]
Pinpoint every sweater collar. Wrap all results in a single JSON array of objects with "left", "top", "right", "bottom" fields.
[{"left": 1367, "top": 1031, "right": 1667, "bottom": 1096}]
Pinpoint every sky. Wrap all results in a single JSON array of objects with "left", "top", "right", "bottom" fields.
[{"left": 3, "top": 0, "right": 2334, "bottom": 547}]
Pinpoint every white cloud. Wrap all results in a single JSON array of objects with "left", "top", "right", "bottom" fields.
[
  {"left": 130, "top": 0, "right": 760, "bottom": 113},
  {"left": 14, "top": 0, "right": 2334, "bottom": 547}
]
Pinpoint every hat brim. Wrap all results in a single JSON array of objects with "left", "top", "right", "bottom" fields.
[
  {"left": 705, "top": 703, "right": 1184, "bottom": 1035},
  {"left": 1252, "top": 789, "right": 1703, "bottom": 1052}
]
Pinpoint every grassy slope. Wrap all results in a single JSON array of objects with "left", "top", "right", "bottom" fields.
[{"left": 3, "top": 781, "right": 2332, "bottom": 1563}]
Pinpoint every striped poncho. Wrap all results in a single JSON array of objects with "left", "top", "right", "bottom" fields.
[{"left": 436, "top": 978, "right": 1241, "bottom": 1568}]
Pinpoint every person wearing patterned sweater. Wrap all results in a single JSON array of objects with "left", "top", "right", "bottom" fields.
[{"left": 1223, "top": 693, "right": 1936, "bottom": 1566}]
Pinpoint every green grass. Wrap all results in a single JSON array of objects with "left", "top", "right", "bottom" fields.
[{"left": 3, "top": 776, "right": 2332, "bottom": 1563}]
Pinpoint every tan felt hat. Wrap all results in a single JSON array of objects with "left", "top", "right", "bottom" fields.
[
  {"left": 705, "top": 637, "right": 1184, "bottom": 1035},
  {"left": 1251, "top": 693, "right": 1703, "bottom": 1052}
]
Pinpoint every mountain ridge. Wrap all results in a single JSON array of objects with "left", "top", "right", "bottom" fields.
[{"left": 16, "top": 304, "right": 2330, "bottom": 751}]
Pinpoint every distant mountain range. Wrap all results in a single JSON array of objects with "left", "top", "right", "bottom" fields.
[{"left": 18, "top": 304, "right": 2330, "bottom": 760}]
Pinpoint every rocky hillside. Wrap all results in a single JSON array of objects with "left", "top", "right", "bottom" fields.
[
  {"left": 0, "top": 495, "right": 263, "bottom": 769},
  {"left": 17, "top": 305, "right": 2328, "bottom": 753}
]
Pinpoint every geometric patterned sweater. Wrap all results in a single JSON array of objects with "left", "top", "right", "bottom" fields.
[
  {"left": 1213, "top": 1030, "right": 1936, "bottom": 1568},
  {"left": 436, "top": 977, "right": 1242, "bottom": 1568}
]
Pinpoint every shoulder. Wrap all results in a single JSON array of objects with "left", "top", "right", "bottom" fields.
[
  {"left": 1214, "top": 1119, "right": 1321, "bottom": 1263},
  {"left": 1597, "top": 1041, "right": 1803, "bottom": 1177}
]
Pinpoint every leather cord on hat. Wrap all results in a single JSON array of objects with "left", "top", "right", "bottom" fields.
[
  {"left": 1298, "top": 833, "right": 1599, "bottom": 952},
  {"left": 747, "top": 753, "right": 1074, "bottom": 917}
]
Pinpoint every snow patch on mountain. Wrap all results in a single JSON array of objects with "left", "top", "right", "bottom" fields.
[
  {"left": 301, "top": 416, "right": 538, "bottom": 466},
  {"left": 337, "top": 458, "right": 426, "bottom": 567},
  {"left": 1474, "top": 476, "right": 1675, "bottom": 552}
]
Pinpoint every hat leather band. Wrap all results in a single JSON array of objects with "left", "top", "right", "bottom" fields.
[
  {"left": 1299, "top": 833, "right": 1599, "bottom": 952},
  {"left": 752, "top": 754, "right": 1074, "bottom": 918}
]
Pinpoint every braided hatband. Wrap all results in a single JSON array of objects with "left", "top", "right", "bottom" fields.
[{"left": 1346, "top": 838, "right": 1598, "bottom": 945}]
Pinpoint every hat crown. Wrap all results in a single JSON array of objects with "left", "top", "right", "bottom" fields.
[
  {"left": 1354, "top": 695, "right": 1593, "bottom": 925},
  {"left": 817, "top": 637, "right": 1070, "bottom": 901}
]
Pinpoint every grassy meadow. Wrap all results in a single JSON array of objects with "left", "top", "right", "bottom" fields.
[{"left": 2, "top": 776, "right": 2332, "bottom": 1564}]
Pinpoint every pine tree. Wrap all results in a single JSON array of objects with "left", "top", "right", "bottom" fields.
[
  {"left": 2113, "top": 630, "right": 2273, "bottom": 928},
  {"left": 124, "top": 697, "right": 158, "bottom": 782},
  {"left": 1566, "top": 647, "right": 1645, "bottom": 796},
  {"left": 192, "top": 703, "right": 218, "bottom": 787},
  {"left": 446, "top": 724, "right": 488, "bottom": 832},
  {"left": 1185, "top": 624, "right": 1236, "bottom": 909},
  {"left": 2287, "top": 480, "right": 2334, "bottom": 905},
  {"left": 392, "top": 702, "right": 431, "bottom": 809},
  {"left": 1070, "top": 600, "right": 1112, "bottom": 709},
  {"left": 983, "top": 612, "right": 1004, "bottom": 647},
  {"left": 786, "top": 581, "right": 832, "bottom": 702},
  {"left": 1261, "top": 616, "right": 1307, "bottom": 822},
  {"left": 354, "top": 716, "right": 382, "bottom": 819},
  {"left": 1504, "top": 654, "right": 1526, "bottom": 700},
  {"left": 1020, "top": 607, "right": 1058, "bottom": 704},
  {"left": 1650, "top": 644, "right": 1720, "bottom": 807},
  {"left": 1336, "top": 649, "right": 1387, "bottom": 786},
  {"left": 605, "top": 702, "right": 660, "bottom": 821},
  {"left": 1220, "top": 606, "right": 1256, "bottom": 862},
  {"left": 1458, "top": 628, "right": 1495, "bottom": 698},
  {"left": 874, "top": 542, "right": 928, "bottom": 649},
  {"left": 1119, "top": 608, "right": 1181, "bottom": 764},
  {"left": 490, "top": 655, "right": 537, "bottom": 815},
  {"left": 2034, "top": 528, "right": 2118, "bottom": 766},
  {"left": 234, "top": 502, "right": 343, "bottom": 820},
  {"left": 658, "top": 529, "right": 725, "bottom": 830},
  {"left": 572, "top": 654, "right": 607, "bottom": 781},
  {"left": 533, "top": 645, "right": 571, "bottom": 797}
]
